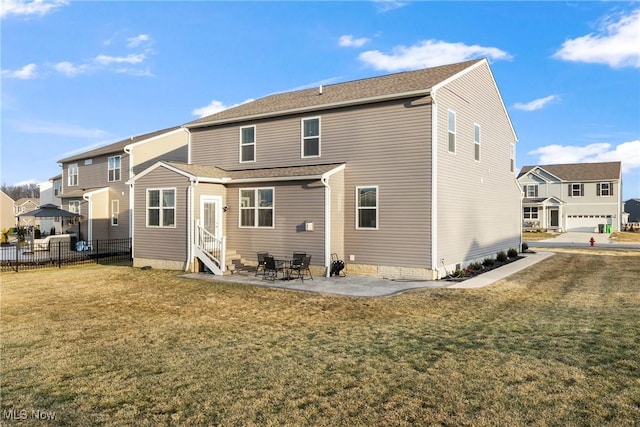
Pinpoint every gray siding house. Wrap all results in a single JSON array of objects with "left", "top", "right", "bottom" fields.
[
  {"left": 517, "top": 162, "right": 622, "bottom": 232},
  {"left": 58, "top": 126, "right": 189, "bottom": 241},
  {"left": 132, "top": 58, "right": 522, "bottom": 279}
]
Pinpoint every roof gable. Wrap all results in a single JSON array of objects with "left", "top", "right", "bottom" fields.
[{"left": 186, "top": 59, "right": 483, "bottom": 127}]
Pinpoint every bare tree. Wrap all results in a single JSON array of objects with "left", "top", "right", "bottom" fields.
[{"left": 1, "top": 183, "right": 40, "bottom": 201}]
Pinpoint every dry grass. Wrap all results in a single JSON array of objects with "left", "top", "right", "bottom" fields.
[
  {"left": 2, "top": 255, "right": 640, "bottom": 426},
  {"left": 522, "top": 231, "right": 556, "bottom": 241},
  {"left": 610, "top": 231, "right": 640, "bottom": 243}
]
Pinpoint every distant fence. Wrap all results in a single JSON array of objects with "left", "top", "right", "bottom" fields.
[{"left": 1, "top": 238, "right": 131, "bottom": 272}]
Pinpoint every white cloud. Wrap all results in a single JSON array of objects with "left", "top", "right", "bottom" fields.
[
  {"left": 528, "top": 140, "right": 640, "bottom": 173},
  {"left": 126, "top": 34, "right": 150, "bottom": 48},
  {"left": 359, "top": 39, "right": 512, "bottom": 71},
  {"left": 13, "top": 119, "right": 111, "bottom": 139},
  {"left": 339, "top": 35, "right": 371, "bottom": 48},
  {"left": 0, "top": 0, "right": 69, "bottom": 18},
  {"left": 94, "top": 53, "right": 146, "bottom": 65},
  {"left": 1, "top": 63, "right": 37, "bottom": 79},
  {"left": 192, "top": 99, "right": 254, "bottom": 118},
  {"left": 553, "top": 9, "right": 640, "bottom": 68},
  {"left": 54, "top": 61, "right": 88, "bottom": 76},
  {"left": 373, "top": 0, "right": 408, "bottom": 13},
  {"left": 513, "top": 95, "right": 559, "bottom": 111}
]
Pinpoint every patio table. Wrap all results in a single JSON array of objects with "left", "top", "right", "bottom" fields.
[{"left": 275, "top": 257, "right": 294, "bottom": 280}]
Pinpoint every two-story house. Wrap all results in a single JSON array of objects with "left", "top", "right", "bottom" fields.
[
  {"left": 517, "top": 161, "right": 622, "bottom": 232},
  {"left": 58, "top": 126, "right": 189, "bottom": 241},
  {"left": 131, "top": 58, "right": 522, "bottom": 279},
  {"left": 38, "top": 174, "right": 63, "bottom": 235}
]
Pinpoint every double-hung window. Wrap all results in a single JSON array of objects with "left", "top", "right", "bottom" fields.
[
  {"left": 447, "top": 110, "right": 456, "bottom": 153},
  {"left": 569, "top": 183, "right": 584, "bottom": 197},
  {"left": 525, "top": 185, "right": 538, "bottom": 198},
  {"left": 302, "top": 117, "right": 320, "bottom": 157},
  {"left": 510, "top": 143, "right": 515, "bottom": 173},
  {"left": 69, "top": 200, "right": 80, "bottom": 215},
  {"left": 240, "top": 188, "right": 274, "bottom": 228},
  {"left": 356, "top": 186, "right": 378, "bottom": 229},
  {"left": 108, "top": 155, "right": 121, "bottom": 182},
  {"left": 111, "top": 200, "right": 119, "bottom": 226},
  {"left": 597, "top": 182, "right": 613, "bottom": 196},
  {"left": 473, "top": 124, "right": 481, "bottom": 161},
  {"left": 147, "top": 189, "right": 175, "bottom": 227},
  {"left": 523, "top": 207, "right": 538, "bottom": 219},
  {"left": 240, "top": 126, "right": 256, "bottom": 163},
  {"left": 68, "top": 164, "right": 78, "bottom": 186}
]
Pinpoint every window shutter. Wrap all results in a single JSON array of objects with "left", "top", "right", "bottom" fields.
[
  {"left": 568, "top": 184, "right": 571, "bottom": 197},
  {"left": 580, "top": 184, "right": 584, "bottom": 196},
  {"left": 597, "top": 183, "right": 601, "bottom": 196},
  {"left": 534, "top": 186, "right": 538, "bottom": 197}
]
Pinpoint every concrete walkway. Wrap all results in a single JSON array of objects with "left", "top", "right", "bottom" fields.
[{"left": 182, "top": 251, "right": 553, "bottom": 297}]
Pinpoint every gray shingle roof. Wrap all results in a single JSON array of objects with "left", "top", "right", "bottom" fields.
[
  {"left": 518, "top": 162, "right": 622, "bottom": 181},
  {"left": 58, "top": 126, "right": 181, "bottom": 163},
  {"left": 164, "top": 161, "right": 344, "bottom": 181},
  {"left": 186, "top": 59, "right": 483, "bottom": 127}
]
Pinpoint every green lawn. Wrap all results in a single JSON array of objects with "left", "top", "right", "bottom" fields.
[{"left": 2, "top": 252, "right": 639, "bottom": 426}]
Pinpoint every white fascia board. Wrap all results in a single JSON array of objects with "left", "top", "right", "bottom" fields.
[{"left": 123, "top": 127, "right": 187, "bottom": 152}]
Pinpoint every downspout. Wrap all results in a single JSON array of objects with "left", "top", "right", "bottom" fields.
[
  {"left": 186, "top": 176, "right": 198, "bottom": 272},
  {"left": 123, "top": 146, "right": 134, "bottom": 252},
  {"left": 430, "top": 89, "right": 439, "bottom": 278},
  {"left": 82, "top": 193, "right": 92, "bottom": 242},
  {"left": 321, "top": 174, "right": 331, "bottom": 277}
]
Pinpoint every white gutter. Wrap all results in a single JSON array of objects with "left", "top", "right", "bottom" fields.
[
  {"left": 82, "top": 193, "right": 93, "bottom": 242},
  {"left": 186, "top": 176, "right": 198, "bottom": 271},
  {"left": 321, "top": 175, "right": 331, "bottom": 277},
  {"left": 124, "top": 145, "right": 135, "bottom": 255}
]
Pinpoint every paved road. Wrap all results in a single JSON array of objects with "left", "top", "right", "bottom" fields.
[{"left": 526, "top": 231, "right": 640, "bottom": 250}]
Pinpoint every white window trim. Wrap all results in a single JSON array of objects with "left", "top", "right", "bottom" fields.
[
  {"left": 238, "top": 187, "right": 275, "bottom": 229},
  {"left": 524, "top": 207, "right": 538, "bottom": 219},
  {"left": 111, "top": 200, "right": 119, "bottom": 226},
  {"left": 356, "top": 185, "right": 379, "bottom": 230},
  {"left": 108, "top": 155, "right": 121, "bottom": 182},
  {"left": 510, "top": 143, "right": 515, "bottom": 173},
  {"left": 598, "top": 182, "right": 613, "bottom": 197},
  {"left": 570, "top": 183, "right": 584, "bottom": 197},
  {"left": 239, "top": 125, "right": 256, "bottom": 163},
  {"left": 473, "top": 123, "right": 481, "bottom": 162},
  {"left": 68, "top": 163, "right": 78, "bottom": 187},
  {"left": 69, "top": 200, "right": 80, "bottom": 215},
  {"left": 146, "top": 188, "right": 176, "bottom": 228},
  {"left": 525, "top": 184, "right": 538, "bottom": 198},
  {"left": 301, "top": 117, "right": 321, "bottom": 158},
  {"left": 447, "top": 110, "right": 456, "bottom": 154}
]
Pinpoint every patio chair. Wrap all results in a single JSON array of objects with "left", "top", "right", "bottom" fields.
[
  {"left": 263, "top": 255, "right": 281, "bottom": 281},
  {"left": 292, "top": 255, "right": 313, "bottom": 281},
  {"left": 291, "top": 251, "right": 306, "bottom": 269},
  {"left": 255, "top": 251, "right": 269, "bottom": 276}
]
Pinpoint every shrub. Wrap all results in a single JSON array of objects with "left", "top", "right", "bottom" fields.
[
  {"left": 507, "top": 248, "right": 518, "bottom": 258},
  {"left": 469, "top": 262, "right": 483, "bottom": 271},
  {"left": 522, "top": 242, "right": 529, "bottom": 252},
  {"left": 34, "top": 227, "right": 41, "bottom": 239},
  {"left": 482, "top": 257, "right": 495, "bottom": 267},
  {"left": 496, "top": 251, "right": 508, "bottom": 262}
]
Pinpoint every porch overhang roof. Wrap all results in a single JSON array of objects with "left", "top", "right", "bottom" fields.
[
  {"left": 130, "top": 161, "right": 346, "bottom": 184},
  {"left": 523, "top": 196, "right": 565, "bottom": 206},
  {"left": 59, "top": 187, "right": 105, "bottom": 199}
]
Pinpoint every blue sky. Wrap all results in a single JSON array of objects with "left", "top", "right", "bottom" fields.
[{"left": 2, "top": 0, "right": 639, "bottom": 200}]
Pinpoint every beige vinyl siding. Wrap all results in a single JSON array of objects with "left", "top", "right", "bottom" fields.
[
  {"left": 436, "top": 62, "right": 521, "bottom": 265},
  {"left": 133, "top": 166, "right": 190, "bottom": 264},
  {"left": 131, "top": 131, "right": 189, "bottom": 176},
  {"left": 329, "top": 170, "right": 345, "bottom": 261},
  {"left": 191, "top": 99, "right": 433, "bottom": 269},
  {"left": 87, "top": 190, "right": 109, "bottom": 241},
  {"left": 225, "top": 180, "right": 326, "bottom": 266}
]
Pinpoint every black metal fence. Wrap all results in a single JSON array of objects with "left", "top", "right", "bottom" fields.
[{"left": 1, "top": 238, "right": 131, "bottom": 272}]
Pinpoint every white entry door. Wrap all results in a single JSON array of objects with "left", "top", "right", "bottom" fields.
[{"left": 200, "top": 195, "right": 223, "bottom": 242}]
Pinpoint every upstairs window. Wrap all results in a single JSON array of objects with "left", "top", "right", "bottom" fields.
[
  {"left": 68, "top": 164, "right": 78, "bottom": 186},
  {"left": 568, "top": 183, "right": 584, "bottom": 197},
  {"left": 240, "top": 188, "right": 274, "bottom": 228},
  {"left": 447, "top": 110, "right": 456, "bottom": 153},
  {"left": 356, "top": 186, "right": 378, "bottom": 229},
  {"left": 525, "top": 185, "right": 538, "bottom": 198},
  {"left": 69, "top": 200, "right": 80, "bottom": 215},
  {"left": 473, "top": 124, "right": 481, "bottom": 161},
  {"left": 302, "top": 117, "right": 320, "bottom": 157},
  {"left": 510, "top": 143, "right": 515, "bottom": 173},
  {"left": 240, "top": 126, "right": 256, "bottom": 163},
  {"left": 147, "top": 189, "right": 175, "bottom": 227},
  {"left": 108, "top": 155, "right": 121, "bottom": 182},
  {"left": 597, "top": 182, "right": 613, "bottom": 196}
]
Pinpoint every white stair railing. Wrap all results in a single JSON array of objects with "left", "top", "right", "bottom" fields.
[{"left": 193, "top": 220, "right": 225, "bottom": 274}]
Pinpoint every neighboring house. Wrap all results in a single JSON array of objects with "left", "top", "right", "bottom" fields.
[
  {"left": 57, "top": 126, "right": 189, "bottom": 241},
  {"left": 517, "top": 162, "right": 622, "bottom": 232},
  {"left": 38, "top": 174, "right": 63, "bottom": 235},
  {"left": 14, "top": 198, "right": 39, "bottom": 216},
  {"left": 1, "top": 191, "right": 15, "bottom": 230},
  {"left": 624, "top": 198, "right": 640, "bottom": 223},
  {"left": 131, "top": 58, "right": 522, "bottom": 279}
]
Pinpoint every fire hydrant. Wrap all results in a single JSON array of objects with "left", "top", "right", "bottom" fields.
[{"left": 590, "top": 237, "right": 595, "bottom": 247}]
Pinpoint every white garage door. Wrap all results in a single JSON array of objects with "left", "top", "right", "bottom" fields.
[{"left": 566, "top": 215, "right": 611, "bottom": 232}]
